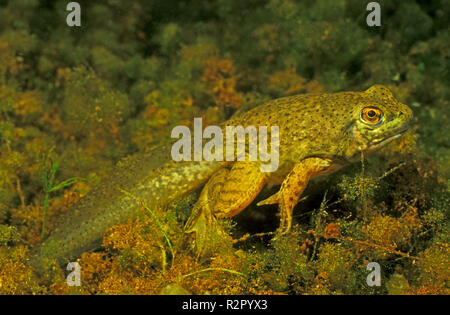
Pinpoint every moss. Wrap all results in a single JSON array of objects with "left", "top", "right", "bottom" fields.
[
  {"left": 415, "top": 244, "right": 450, "bottom": 294},
  {"left": 0, "top": 245, "right": 41, "bottom": 294},
  {"left": 315, "top": 243, "right": 357, "bottom": 293},
  {"left": 386, "top": 273, "right": 410, "bottom": 295},
  {"left": 0, "top": 225, "right": 18, "bottom": 246},
  {"left": 338, "top": 174, "right": 380, "bottom": 203},
  {"left": 361, "top": 212, "right": 421, "bottom": 259}
]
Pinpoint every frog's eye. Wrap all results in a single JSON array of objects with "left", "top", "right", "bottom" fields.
[{"left": 360, "top": 107, "right": 383, "bottom": 125}]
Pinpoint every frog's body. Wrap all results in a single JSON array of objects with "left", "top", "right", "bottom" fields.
[{"left": 32, "top": 85, "right": 413, "bottom": 266}]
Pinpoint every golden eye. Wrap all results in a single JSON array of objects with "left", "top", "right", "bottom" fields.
[{"left": 360, "top": 107, "right": 383, "bottom": 125}]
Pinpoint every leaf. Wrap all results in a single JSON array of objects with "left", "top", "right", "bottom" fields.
[{"left": 48, "top": 177, "right": 85, "bottom": 193}]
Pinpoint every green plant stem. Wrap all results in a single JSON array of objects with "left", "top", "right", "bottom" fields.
[
  {"left": 181, "top": 268, "right": 245, "bottom": 280},
  {"left": 41, "top": 192, "right": 49, "bottom": 239},
  {"left": 119, "top": 189, "right": 175, "bottom": 264}
]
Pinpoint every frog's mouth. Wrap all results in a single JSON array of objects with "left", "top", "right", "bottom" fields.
[{"left": 371, "top": 127, "right": 409, "bottom": 147}]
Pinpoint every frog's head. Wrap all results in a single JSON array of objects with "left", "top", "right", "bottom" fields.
[{"left": 344, "top": 85, "right": 414, "bottom": 159}]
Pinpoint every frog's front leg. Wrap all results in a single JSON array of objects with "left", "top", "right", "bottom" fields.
[
  {"left": 257, "top": 157, "right": 333, "bottom": 236},
  {"left": 185, "top": 161, "right": 268, "bottom": 255}
]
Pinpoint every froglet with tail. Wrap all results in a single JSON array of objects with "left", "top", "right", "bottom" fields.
[{"left": 32, "top": 85, "right": 413, "bottom": 267}]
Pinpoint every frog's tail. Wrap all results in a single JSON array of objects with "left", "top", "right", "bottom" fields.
[{"left": 30, "top": 145, "right": 225, "bottom": 273}]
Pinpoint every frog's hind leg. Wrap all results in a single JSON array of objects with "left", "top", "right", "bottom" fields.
[{"left": 185, "top": 161, "right": 268, "bottom": 256}]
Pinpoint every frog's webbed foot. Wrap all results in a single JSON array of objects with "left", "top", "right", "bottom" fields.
[
  {"left": 184, "top": 168, "right": 228, "bottom": 258},
  {"left": 184, "top": 198, "right": 223, "bottom": 258}
]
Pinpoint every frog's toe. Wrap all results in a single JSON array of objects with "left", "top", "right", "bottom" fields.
[
  {"left": 185, "top": 211, "right": 210, "bottom": 253},
  {"left": 185, "top": 208, "right": 226, "bottom": 258},
  {"left": 275, "top": 223, "right": 291, "bottom": 236},
  {"left": 274, "top": 208, "right": 293, "bottom": 238},
  {"left": 257, "top": 192, "right": 280, "bottom": 206},
  {"left": 273, "top": 224, "right": 291, "bottom": 240}
]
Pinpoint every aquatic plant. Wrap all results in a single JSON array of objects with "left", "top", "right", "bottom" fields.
[{"left": 38, "top": 147, "right": 83, "bottom": 239}]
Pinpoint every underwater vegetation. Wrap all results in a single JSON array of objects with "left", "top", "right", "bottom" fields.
[{"left": 0, "top": 0, "right": 448, "bottom": 294}]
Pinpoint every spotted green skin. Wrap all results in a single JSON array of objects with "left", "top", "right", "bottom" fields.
[
  {"left": 224, "top": 84, "right": 413, "bottom": 182},
  {"left": 32, "top": 85, "right": 413, "bottom": 267}
]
